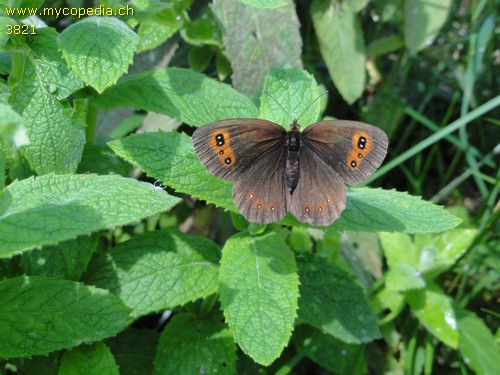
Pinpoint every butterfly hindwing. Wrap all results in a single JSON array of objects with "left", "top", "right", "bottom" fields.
[
  {"left": 288, "top": 144, "right": 346, "bottom": 226},
  {"left": 232, "top": 142, "right": 289, "bottom": 223},
  {"left": 302, "top": 120, "right": 388, "bottom": 185},
  {"left": 192, "top": 119, "right": 286, "bottom": 181}
]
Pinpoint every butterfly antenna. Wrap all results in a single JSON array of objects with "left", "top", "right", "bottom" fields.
[
  {"left": 262, "top": 90, "right": 294, "bottom": 122},
  {"left": 296, "top": 91, "right": 329, "bottom": 122}
]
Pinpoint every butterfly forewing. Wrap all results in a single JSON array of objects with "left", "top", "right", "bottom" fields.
[
  {"left": 192, "top": 119, "right": 286, "bottom": 181},
  {"left": 302, "top": 120, "right": 388, "bottom": 185},
  {"left": 288, "top": 145, "right": 346, "bottom": 226}
]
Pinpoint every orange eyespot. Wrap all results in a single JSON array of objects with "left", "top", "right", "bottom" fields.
[
  {"left": 209, "top": 130, "right": 236, "bottom": 168},
  {"left": 347, "top": 131, "right": 372, "bottom": 170}
]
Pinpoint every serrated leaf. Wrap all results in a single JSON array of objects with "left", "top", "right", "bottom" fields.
[
  {"left": 0, "top": 275, "right": 129, "bottom": 359},
  {"left": 0, "top": 174, "right": 181, "bottom": 257},
  {"left": 8, "top": 28, "right": 85, "bottom": 174},
  {"left": 58, "top": 17, "right": 138, "bottom": 93},
  {"left": 404, "top": 0, "right": 453, "bottom": 52},
  {"left": 59, "top": 342, "right": 119, "bottom": 375},
  {"left": 84, "top": 229, "right": 220, "bottom": 318},
  {"left": 456, "top": 306, "right": 500, "bottom": 375},
  {"left": 260, "top": 67, "right": 321, "bottom": 128},
  {"left": 406, "top": 284, "right": 458, "bottom": 348},
  {"left": 93, "top": 68, "right": 258, "bottom": 126},
  {"left": 212, "top": 0, "right": 302, "bottom": 97},
  {"left": 334, "top": 188, "right": 461, "bottom": 233},
  {"left": 311, "top": 0, "right": 366, "bottom": 104},
  {"left": 153, "top": 313, "right": 236, "bottom": 375},
  {"left": 298, "top": 258, "right": 381, "bottom": 343},
  {"left": 219, "top": 231, "right": 299, "bottom": 365}
]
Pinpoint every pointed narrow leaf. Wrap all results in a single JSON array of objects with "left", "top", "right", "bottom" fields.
[{"left": 219, "top": 231, "right": 299, "bottom": 365}]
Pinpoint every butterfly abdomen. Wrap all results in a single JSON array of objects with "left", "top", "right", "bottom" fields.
[{"left": 284, "top": 130, "right": 301, "bottom": 193}]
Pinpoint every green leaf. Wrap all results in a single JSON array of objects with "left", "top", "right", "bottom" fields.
[
  {"left": 59, "top": 342, "right": 119, "bottom": 375},
  {"left": 219, "top": 230, "right": 299, "bottom": 365},
  {"left": 238, "top": 0, "right": 287, "bottom": 9},
  {"left": 406, "top": 284, "right": 458, "bottom": 348},
  {"left": 297, "top": 258, "right": 381, "bottom": 343},
  {"left": 93, "top": 68, "right": 258, "bottom": 126},
  {"left": 334, "top": 188, "right": 461, "bottom": 233},
  {"left": 456, "top": 306, "right": 500, "bottom": 375},
  {"left": 404, "top": 0, "right": 453, "bottom": 52},
  {"left": 0, "top": 0, "right": 44, "bottom": 20},
  {"left": 212, "top": 0, "right": 302, "bottom": 97},
  {"left": 311, "top": 0, "right": 366, "bottom": 104},
  {"left": 153, "top": 313, "right": 236, "bottom": 375},
  {"left": 260, "top": 67, "right": 321, "bottom": 128},
  {"left": 372, "top": 287, "right": 405, "bottom": 324},
  {"left": 77, "top": 144, "right": 133, "bottom": 176},
  {"left": 181, "top": 13, "right": 221, "bottom": 47},
  {"left": 385, "top": 263, "right": 426, "bottom": 291},
  {"left": 0, "top": 275, "right": 129, "bottom": 359},
  {"left": 84, "top": 229, "right": 220, "bottom": 318},
  {"left": 106, "top": 328, "right": 158, "bottom": 375},
  {"left": 8, "top": 28, "right": 85, "bottom": 174},
  {"left": 21, "top": 235, "right": 98, "bottom": 281},
  {"left": 380, "top": 232, "right": 419, "bottom": 268},
  {"left": 58, "top": 17, "right": 138, "bottom": 93},
  {"left": 0, "top": 174, "right": 181, "bottom": 257},
  {"left": 137, "top": 5, "right": 184, "bottom": 52}
]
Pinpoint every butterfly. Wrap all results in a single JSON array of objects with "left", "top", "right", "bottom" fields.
[{"left": 192, "top": 118, "right": 388, "bottom": 226}]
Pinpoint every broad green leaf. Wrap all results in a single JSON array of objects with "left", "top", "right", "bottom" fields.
[
  {"left": 77, "top": 144, "right": 133, "bottom": 176},
  {"left": 0, "top": 0, "right": 44, "bottom": 20},
  {"left": 0, "top": 174, "right": 181, "bottom": 257},
  {"left": 260, "top": 67, "right": 321, "bottom": 128},
  {"left": 153, "top": 313, "right": 236, "bottom": 375},
  {"left": 219, "top": 230, "right": 299, "bottom": 365},
  {"left": 106, "top": 328, "right": 158, "bottom": 375},
  {"left": 84, "top": 229, "right": 220, "bottom": 318},
  {"left": 416, "top": 229, "right": 477, "bottom": 277},
  {"left": 366, "top": 35, "right": 405, "bottom": 57},
  {"left": 385, "top": 263, "right": 426, "bottom": 291},
  {"left": 59, "top": 342, "right": 119, "bottom": 375},
  {"left": 12, "top": 351, "right": 61, "bottom": 375},
  {"left": 137, "top": 5, "right": 184, "bottom": 52},
  {"left": 0, "top": 276, "right": 129, "bottom": 359},
  {"left": 456, "top": 306, "right": 500, "bottom": 375},
  {"left": 294, "top": 325, "right": 366, "bottom": 374},
  {"left": 212, "top": 0, "right": 302, "bottom": 97},
  {"left": 181, "top": 13, "right": 221, "bottom": 47},
  {"left": 93, "top": 68, "right": 258, "bottom": 126},
  {"left": 58, "top": 17, "right": 138, "bottom": 93},
  {"left": 21, "top": 235, "right": 98, "bottom": 281},
  {"left": 238, "top": 0, "right": 287, "bottom": 9},
  {"left": 407, "top": 284, "right": 458, "bottom": 348},
  {"left": 8, "top": 28, "right": 85, "bottom": 174},
  {"left": 404, "top": 0, "right": 453, "bottom": 52},
  {"left": 297, "top": 258, "right": 380, "bottom": 343},
  {"left": 311, "top": 0, "right": 366, "bottom": 104}
]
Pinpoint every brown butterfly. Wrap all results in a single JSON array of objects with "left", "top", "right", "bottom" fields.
[{"left": 192, "top": 119, "right": 388, "bottom": 226}]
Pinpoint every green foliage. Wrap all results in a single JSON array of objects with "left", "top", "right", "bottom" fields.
[{"left": 0, "top": 0, "right": 498, "bottom": 374}]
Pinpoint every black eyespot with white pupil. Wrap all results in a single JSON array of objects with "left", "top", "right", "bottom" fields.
[
  {"left": 215, "top": 134, "right": 225, "bottom": 146},
  {"left": 224, "top": 157, "right": 232, "bottom": 164},
  {"left": 357, "top": 136, "right": 367, "bottom": 149},
  {"left": 351, "top": 161, "right": 357, "bottom": 168}
]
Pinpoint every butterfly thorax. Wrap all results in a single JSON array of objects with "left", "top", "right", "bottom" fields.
[{"left": 284, "top": 121, "right": 302, "bottom": 193}]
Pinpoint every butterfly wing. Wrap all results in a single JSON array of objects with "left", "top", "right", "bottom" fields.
[
  {"left": 232, "top": 144, "right": 289, "bottom": 223},
  {"left": 287, "top": 145, "right": 346, "bottom": 226},
  {"left": 302, "top": 120, "right": 388, "bottom": 184},
  {"left": 192, "top": 119, "right": 286, "bottom": 181}
]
